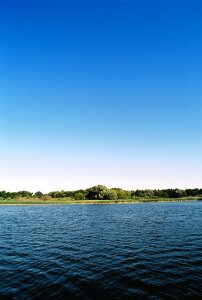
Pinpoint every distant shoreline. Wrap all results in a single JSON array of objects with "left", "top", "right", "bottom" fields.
[{"left": 0, "top": 198, "right": 201, "bottom": 206}]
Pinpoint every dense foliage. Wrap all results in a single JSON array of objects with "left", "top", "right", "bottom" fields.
[{"left": 0, "top": 186, "right": 202, "bottom": 200}]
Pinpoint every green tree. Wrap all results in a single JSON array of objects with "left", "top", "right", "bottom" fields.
[
  {"left": 112, "top": 188, "right": 130, "bottom": 199},
  {"left": 74, "top": 192, "right": 85, "bottom": 200},
  {"left": 35, "top": 191, "right": 43, "bottom": 197},
  {"left": 103, "top": 189, "right": 117, "bottom": 200},
  {"left": 86, "top": 185, "right": 118, "bottom": 200},
  {"left": 17, "top": 191, "right": 33, "bottom": 198}
]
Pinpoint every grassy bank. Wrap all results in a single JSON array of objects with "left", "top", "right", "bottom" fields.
[{"left": 0, "top": 197, "right": 201, "bottom": 205}]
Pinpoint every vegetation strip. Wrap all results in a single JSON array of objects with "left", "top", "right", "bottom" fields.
[
  {"left": 0, "top": 185, "right": 202, "bottom": 205},
  {"left": 0, "top": 185, "right": 201, "bottom": 205}
]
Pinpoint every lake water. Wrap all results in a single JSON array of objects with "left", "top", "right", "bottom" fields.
[{"left": 0, "top": 202, "right": 201, "bottom": 299}]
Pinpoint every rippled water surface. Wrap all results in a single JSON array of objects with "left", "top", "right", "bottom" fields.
[{"left": 0, "top": 202, "right": 202, "bottom": 299}]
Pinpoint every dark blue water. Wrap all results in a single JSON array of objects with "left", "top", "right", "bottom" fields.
[{"left": 0, "top": 202, "right": 201, "bottom": 299}]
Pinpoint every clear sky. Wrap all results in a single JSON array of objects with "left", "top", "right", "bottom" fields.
[{"left": 0, "top": 0, "right": 202, "bottom": 192}]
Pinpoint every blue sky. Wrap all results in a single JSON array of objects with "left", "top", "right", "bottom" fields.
[{"left": 0, "top": 0, "right": 202, "bottom": 192}]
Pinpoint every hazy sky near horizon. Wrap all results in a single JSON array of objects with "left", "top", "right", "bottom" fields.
[{"left": 0, "top": 0, "right": 202, "bottom": 192}]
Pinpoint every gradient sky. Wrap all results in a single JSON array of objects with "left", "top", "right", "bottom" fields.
[{"left": 0, "top": 0, "right": 202, "bottom": 192}]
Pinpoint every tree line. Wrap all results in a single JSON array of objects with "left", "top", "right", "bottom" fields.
[{"left": 0, "top": 186, "right": 202, "bottom": 200}]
